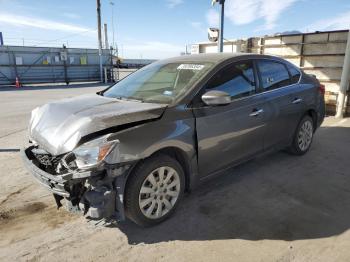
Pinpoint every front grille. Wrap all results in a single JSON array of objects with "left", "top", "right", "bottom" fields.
[
  {"left": 35, "top": 153, "right": 60, "bottom": 167},
  {"left": 31, "top": 147, "right": 62, "bottom": 174}
]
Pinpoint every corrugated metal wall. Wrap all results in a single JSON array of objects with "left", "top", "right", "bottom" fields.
[
  {"left": 0, "top": 45, "right": 112, "bottom": 85},
  {"left": 194, "top": 30, "right": 350, "bottom": 115}
]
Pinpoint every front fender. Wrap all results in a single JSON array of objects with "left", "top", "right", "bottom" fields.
[
  {"left": 106, "top": 118, "right": 196, "bottom": 163},
  {"left": 103, "top": 108, "right": 199, "bottom": 188}
]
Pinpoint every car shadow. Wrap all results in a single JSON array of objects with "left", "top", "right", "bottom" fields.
[{"left": 117, "top": 125, "right": 350, "bottom": 244}]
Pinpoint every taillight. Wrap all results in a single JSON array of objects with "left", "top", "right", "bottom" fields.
[{"left": 319, "top": 84, "right": 325, "bottom": 95}]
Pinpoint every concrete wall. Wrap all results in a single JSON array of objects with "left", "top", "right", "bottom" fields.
[
  {"left": 113, "top": 68, "right": 137, "bottom": 81},
  {"left": 193, "top": 30, "right": 350, "bottom": 115}
]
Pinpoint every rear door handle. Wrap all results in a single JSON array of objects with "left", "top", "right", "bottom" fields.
[
  {"left": 292, "top": 98, "right": 302, "bottom": 104},
  {"left": 249, "top": 109, "right": 264, "bottom": 117}
]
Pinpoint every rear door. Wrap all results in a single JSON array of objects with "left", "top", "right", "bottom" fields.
[
  {"left": 255, "top": 59, "right": 304, "bottom": 149},
  {"left": 193, "top": 60, "right": 271, "bottom": 178}
]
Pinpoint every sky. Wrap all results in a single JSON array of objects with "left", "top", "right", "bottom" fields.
[{"left": 0, "top": 0, "right": 350, "bottom": 59}]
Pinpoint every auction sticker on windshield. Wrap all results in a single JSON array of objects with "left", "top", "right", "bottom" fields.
[{"left": 177, "top": 64, "right": 205, "bottom": 70}]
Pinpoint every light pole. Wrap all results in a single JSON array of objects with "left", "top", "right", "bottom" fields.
[
  {"left": 110, "top": 1, "right": 118, "bottom": 82},
  {"left": 97, "top": 0, "right": 103, "bottom": 82},
  {"left": 110, "top": 1, "right": 115, "bottom": 49},
  {"left": 212, "top": 0, "right": 225, "bottom": 53}
]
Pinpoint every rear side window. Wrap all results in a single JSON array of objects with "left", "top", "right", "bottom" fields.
[
  {"left": 257, "top": 60, "right": 290, "bottom": 91},
  {"left": 206, "top": 61, "right": 256, "bottom": 100},
  {"left": 286, "top": 63, "right": 301, "bottom": 84}
]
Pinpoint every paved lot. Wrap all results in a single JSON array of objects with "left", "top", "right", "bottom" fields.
[{"left": 0, "top": 83, "right": 350, "bottom": 262}]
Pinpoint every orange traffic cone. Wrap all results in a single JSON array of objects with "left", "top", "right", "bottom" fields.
[{"left": 15, "top": 77, "right": 21, "bottom": 88}]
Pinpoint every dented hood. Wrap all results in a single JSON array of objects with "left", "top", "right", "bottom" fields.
[{"left": 29, "top": 94, "right": 166, "bottom": 156}]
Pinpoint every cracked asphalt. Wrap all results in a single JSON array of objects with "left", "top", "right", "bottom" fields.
[{"left": 1, "top": 83, "right": 350, "bottom": 262}]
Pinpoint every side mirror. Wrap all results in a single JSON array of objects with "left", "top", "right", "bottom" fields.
[{"left": 201, "top": 90, "right": 231, "bottom": 106}]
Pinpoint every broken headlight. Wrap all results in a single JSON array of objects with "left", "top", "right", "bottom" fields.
[{"left": 65, "top": 134, "right": 119, "bottom": 170}]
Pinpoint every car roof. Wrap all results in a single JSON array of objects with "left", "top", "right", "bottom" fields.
[{"left": 161, "top": 53, "right": 284, "bottom": 65}]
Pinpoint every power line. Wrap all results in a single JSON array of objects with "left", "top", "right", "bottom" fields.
[
  {"left": 2, "top": 29, "right": 97, "bottom": 47},
  {"left": 32, "top": 29, "right": 97, "bottom": 46}
]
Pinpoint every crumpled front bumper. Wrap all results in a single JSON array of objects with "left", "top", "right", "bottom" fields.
[
  {"left": 21, "top": 148, "right": 71, "bottom": 197},
  {"left": 21, "top": 147, "right": 99, "bottom": 195},
  {"left": 21, "top": 146, "right": 129, "bottom": 222}
]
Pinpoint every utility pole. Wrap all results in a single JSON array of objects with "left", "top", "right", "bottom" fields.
[
  {"left": 336, "top": 30, "right": 350, "bottom": 118},
  {"left": 104, "top": 23, "right": 109, "bottom": 49},
  {"left": 212, "top": 0, "right": 225, "bottom": 53},
  {"left": 97, "top": 0, "right": 103, "bottom": 82}
]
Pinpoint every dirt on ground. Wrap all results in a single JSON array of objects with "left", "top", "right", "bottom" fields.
[{"left": 1, "top": 84, "right": 350, "bottom": 262}]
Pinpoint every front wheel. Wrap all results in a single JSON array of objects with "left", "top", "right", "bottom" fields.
[
  {"left": 124, "top": 155, "right": 185, "bottom": 227},
  {"left": 288, "top": 115, "right": 314, "bottom": 155}
]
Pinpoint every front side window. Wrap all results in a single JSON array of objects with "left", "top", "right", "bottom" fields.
[
  {"left": 103, "top": 61, "right": 213, "bottom": 104},
  {"left": 206, "top": 61, "right": 256, "bottom": 100},
  {"left": 257, "top": 60, "right": 290, "bottom": 91}
]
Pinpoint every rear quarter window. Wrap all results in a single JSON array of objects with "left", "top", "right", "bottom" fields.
[{"left": 286, "top": 63, "right": 301, "bottom": 84}]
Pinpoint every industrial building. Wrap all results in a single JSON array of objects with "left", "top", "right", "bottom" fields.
[{"left": 0, "top": 45, "right": 154, "bottom": 86}]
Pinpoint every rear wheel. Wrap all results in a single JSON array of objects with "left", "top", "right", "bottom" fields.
[
  {"left": 125, "top": 154, "right": 185, "bottom": 227},
  {"left": 288, "top": 115, "right": 314, "bottom": 155}
]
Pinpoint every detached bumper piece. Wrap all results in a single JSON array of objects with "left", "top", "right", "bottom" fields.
[{"left": 22, "top": 146, "right": 129, "bottom": 222}]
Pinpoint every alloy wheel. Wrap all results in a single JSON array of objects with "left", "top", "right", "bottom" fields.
[
  {"left": 297, "top": 120, "right": 313, "bottom": 151},
  {"left": 138, "top": 166, "right": 181, "bottom": 219}
]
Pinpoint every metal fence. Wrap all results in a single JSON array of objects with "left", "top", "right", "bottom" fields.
[{"left": 0, "top": 45, "right": 112, "bottom": 85}]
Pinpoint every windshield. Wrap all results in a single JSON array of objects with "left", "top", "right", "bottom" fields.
[{"left": 103, "top": 61, "right": 213, "bottom": 104}]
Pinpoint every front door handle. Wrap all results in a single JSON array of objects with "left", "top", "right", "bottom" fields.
[
  {"left": 249, "top": 108, "right": 264, "bottom": 117},
  {"left": 292, "top": 98, "right": 302, "bottom": 104}
]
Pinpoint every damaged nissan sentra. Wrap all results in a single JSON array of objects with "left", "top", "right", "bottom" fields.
[{"left": 22, "top": 53, "right": 325, "bottom": 227}]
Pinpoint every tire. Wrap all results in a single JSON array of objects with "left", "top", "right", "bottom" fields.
[
  {"left": 124, "top": 154, "right": 185, "bottom": 227},
  {"left": 287, "top": 115, "right": 314, "bottom": 155}
]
